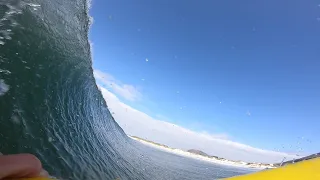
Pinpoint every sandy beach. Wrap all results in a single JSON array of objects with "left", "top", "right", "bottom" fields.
[{"left": 130, "top": 136, "right": 277, "bottom": 170}]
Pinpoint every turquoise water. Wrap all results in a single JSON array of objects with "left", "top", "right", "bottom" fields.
[{"left": 0, "top": 0, "right": 253, "bottom": 179}]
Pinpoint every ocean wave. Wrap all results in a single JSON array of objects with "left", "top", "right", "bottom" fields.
[{"left": 0, "top": 1, "right": 251, "bottom": 179}]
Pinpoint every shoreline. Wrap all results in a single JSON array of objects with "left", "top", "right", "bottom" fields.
[{"left": 129, "top": 136, "right": 277, "bottom": 170}]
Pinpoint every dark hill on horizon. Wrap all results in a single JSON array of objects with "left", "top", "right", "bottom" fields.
[{"left": 187, "top": 149, "right": 210, "bottom": 157}]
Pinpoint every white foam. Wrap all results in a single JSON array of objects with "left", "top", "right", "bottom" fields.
[
  {"left": 0, "top": 79, "right": 9, "bottom": 96},
  {"left": 0, "top": 2, "right": 41, "bottom": 45},
  {"left": 0, "top": 69, "right": 11, "bottom": 74},
  {"left": 11, "top": 115, "right": 21, "bottom": 125},
  {"left": 25, "top": 3, "right": 41, "bottom": 7}
]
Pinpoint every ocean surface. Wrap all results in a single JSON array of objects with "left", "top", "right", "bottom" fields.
[{"left": 0, "top": 0, "right": 254, "bottom": 179}]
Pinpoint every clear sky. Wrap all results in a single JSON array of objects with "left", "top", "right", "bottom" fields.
[{"left": 90, "top": 0, "right": 320, "bottom": 154}]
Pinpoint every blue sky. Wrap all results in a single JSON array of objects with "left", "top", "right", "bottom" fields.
[{"left": 90, "top": 0, "right": 320, "bottom": 154}]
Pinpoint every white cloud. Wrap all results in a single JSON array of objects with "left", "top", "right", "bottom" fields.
[
  {"left": 98, "top": 85, "right": 298, "bottom": 164},
  {"left": 94, "top": 70, "right": 141, "bottom": 101},
  {"left": 199, "top": 131, "right": 230, "bottom": 140}
]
